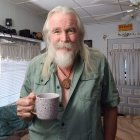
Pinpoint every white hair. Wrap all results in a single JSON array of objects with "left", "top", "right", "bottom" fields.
[{"left": 42, "top": 6, "right": 93, "bottom": 77}]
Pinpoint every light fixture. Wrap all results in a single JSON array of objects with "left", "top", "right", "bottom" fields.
[{"left": 130, "top": 0, "right": 140, "bottom": 5}]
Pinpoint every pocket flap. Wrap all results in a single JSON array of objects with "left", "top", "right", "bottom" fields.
[
  {"left": 35, "top": 77, "right": 49, "bottom": 85},
  {"left": 80, "top": 73, "right": 99, "bottom": 80}
]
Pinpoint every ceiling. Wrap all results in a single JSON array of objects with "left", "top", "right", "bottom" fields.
[{"left": 9, "top": 0, "right": 140, "bottom": 24}]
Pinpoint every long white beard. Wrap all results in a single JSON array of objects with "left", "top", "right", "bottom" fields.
[
  {"left": 48, "top": 42, "right": 79, "bottom": 68},
  {"left": 55, "top": 49, "right": 75, "bottom": 68}
]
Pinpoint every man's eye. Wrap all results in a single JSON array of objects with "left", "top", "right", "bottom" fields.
[
  {"left": 52, "top": 30, "right": 61, "bottom": 34},
  {"left": 67, "top": 28, "right": 77, "bottom": 34}
]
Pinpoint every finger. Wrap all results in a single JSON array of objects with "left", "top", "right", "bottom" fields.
[
  {"left": 16, "top": 98, "right": 31, "bottom": 106},
  {"left": 17, "top": 111, "right": 34, "bottom": 120},
  {"left": 17, "top": 105, "right": 35, "bottom": 120},
  {"left": 17, "top": 104, "right": 34, "bottom": 113},
  {"left": 16, "top": 95, "right": 35, "bottom": 106},
  {"left": 28, "top": 92, "right": 36, "bottom": 100}
]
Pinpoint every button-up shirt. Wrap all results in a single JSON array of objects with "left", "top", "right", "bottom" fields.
[{"left": 20, "top": 48, "right": 120, "bottom": 140}]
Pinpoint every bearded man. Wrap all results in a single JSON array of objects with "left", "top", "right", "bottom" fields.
[{"left": 16, "top": 6, "right": 120, "bottom": 140}]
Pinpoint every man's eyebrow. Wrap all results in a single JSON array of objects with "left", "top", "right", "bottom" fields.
[
  {"left": 51, "top": 28, "right": 60, "bottom": 32},
  {"left": 67, "top": 27, "right": 77, "bottom": 31},
  {"left": 50, "top": 26, "right": 77, "bottom": 33}
]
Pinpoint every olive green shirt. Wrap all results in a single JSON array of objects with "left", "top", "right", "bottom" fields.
[{"left": 20, "top": 48, "right": 120, "bottom": 140}]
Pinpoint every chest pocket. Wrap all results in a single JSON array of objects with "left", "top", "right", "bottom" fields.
[
  {"left": 78, "top": 73, "right": 102, "bottom": 101},
  {"left": 35, "top": 77, "right": 49, "bottom": 85},
  {"left": 80, "top": 73, "right": 99, "bottom": 81},
  {"left": 32, "top": 76, "right": 50, "bottom": 94}
]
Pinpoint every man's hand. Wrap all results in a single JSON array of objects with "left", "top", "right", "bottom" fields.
[{"left": 16, "top": 92, "right": 36, "bottom": 121}]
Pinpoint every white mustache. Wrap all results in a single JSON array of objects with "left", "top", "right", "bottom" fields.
[{"left": 55, "top": 42, "right": 73, "bottom": 49}]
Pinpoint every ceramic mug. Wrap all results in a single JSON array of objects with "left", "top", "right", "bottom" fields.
[{"left": 32, "top": 93, "right": 60, "bottom": 120}]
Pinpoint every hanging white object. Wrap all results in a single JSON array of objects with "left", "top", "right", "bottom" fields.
[{"left": 130, "top": 0, "right": 140, "bottom": 5}]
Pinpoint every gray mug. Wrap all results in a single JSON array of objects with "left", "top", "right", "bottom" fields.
[{"left": 32, "top": 93, "right": 60, "bottom": 120}]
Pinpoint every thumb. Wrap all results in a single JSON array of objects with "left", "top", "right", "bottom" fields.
[{"left": 28, "top": 92, "right": 36, "bottom": 100}]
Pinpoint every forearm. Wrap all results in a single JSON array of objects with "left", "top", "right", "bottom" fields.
[{"left": 103, "top": 107, "right": 118, "bottom": 140}]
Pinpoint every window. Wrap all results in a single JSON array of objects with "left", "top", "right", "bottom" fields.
[
  {"left": 0, "top": 60, "right": 29, "bottom": 106},
  {"left": 109, "top": 43, "right": 140, "bottom": 86},
  {"left": 0, "top": 38, "right": 40, "bottom": 106}
]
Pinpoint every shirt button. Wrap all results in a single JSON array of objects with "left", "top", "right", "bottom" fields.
[
  {"left": 61, "top": 122, "right": 65, "bottom": 126},
  {"left": 41, "top": 79, "right": 43, "bottom": 82},
  {"left": 59, "top": 102, "right": 63, "bottom": 107},
  {"left": 57, "top": 85, "right": 60, "bottom": 89}
]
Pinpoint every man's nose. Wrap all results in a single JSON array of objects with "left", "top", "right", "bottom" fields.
[{"left": 60, "top": 32, "right": 70, "bottom": 42}]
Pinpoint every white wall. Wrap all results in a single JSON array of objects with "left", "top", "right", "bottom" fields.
[
  {"left": 0, "top": 0, "right": 46, "bottom": 33},
  {"left": 84, "top": 21, "right": 140, "bottom": 57},
  {"left": 1, "top": 0, "right": 140, "bottom": 57}
]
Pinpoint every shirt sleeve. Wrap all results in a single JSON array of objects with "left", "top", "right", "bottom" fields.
[
  {"left": 20, "top": 62, "right": 32, "bottom": 98},
  {"left": 101, "top": 57, "right": 120, "bottom": 107}
]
